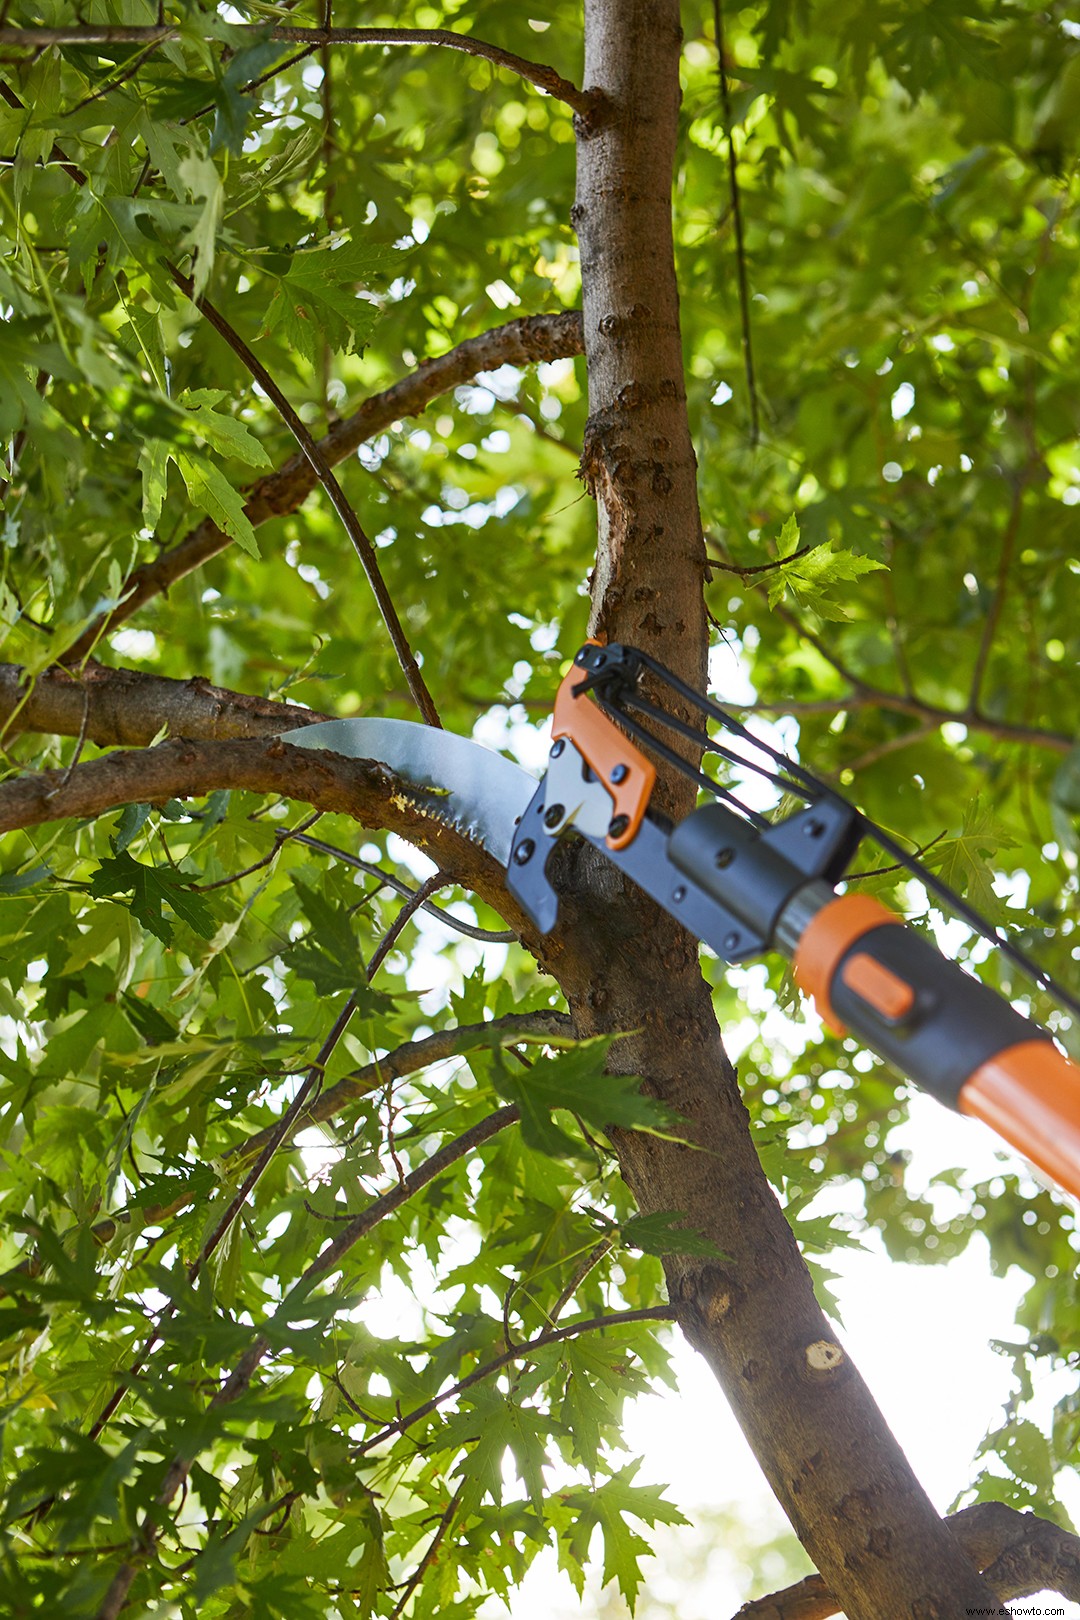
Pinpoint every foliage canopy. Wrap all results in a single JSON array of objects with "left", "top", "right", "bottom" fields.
[{"left": 0, "top": 0, "right": 1079, "bottom": 1615}]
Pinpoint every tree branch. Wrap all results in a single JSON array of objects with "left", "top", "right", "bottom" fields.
[
  {"left": 93, "top": 1103, "right": 522, "bottom": 1620},
  {"left": 0, "top": 660, "right": 332, "bottom": 746},
  {"left": 0, "top": 26, "right": 598, "bottom": 116},
  {"left": 67, "top": 311, "right": 583, "bottom": 659},
  {"left": 736, "top": 688, "right": 1074, "bottom": 755},
  {"left": 4, "top": 1012, "right": 570, "bottom": 1284},
  {"left": 163, "top": 265, "right": 441, "bottom": 728},
  {"left": 354, "top": 1306, "right": 677, "bottom": 1455},
  {"left": 732, "top": 1500, "right": 1080, "bottom": 1617},
  {"left": 712, "top": 0, "right": 758, "bottom": 444}
]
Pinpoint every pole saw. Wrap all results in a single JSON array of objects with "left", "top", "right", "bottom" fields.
[{"left": 284, "top": 641, "right": 1080, "bottom": 1201}]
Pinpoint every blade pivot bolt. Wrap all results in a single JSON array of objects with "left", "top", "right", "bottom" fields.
[
  {"left": 608, "top": 814, "right": 630, "bottom": 839},
  {"left": 544, "top": 804, "right": 565, "bottom": 828},
  {"left": 610, "top": 763, "right": 629, "bottom": 784},
  {"left": 513, "top": 839, "right": 536, "bottom": 865},
  {"left": 551, "top": 738, "right": 566, "bottom": 758}
]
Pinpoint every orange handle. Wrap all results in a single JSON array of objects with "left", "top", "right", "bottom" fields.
[
  {"left": 552, "top": 648, "right": 655, "bottom": 850},
  {"left": 960, "top": 1042, "right": 1080, "bottom": 1201},
  {"left": 793, "top": 892, "right": 1080, "bottom": 1200}
]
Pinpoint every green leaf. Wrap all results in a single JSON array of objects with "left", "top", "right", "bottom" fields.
[
  {"left": 211, "top": 36, "right": 283, "bottom": 156},
  {"left": 178, "top": 149, "right": 224, "bottom": 298},
  {"left": 175, "top": 451, "right": 260, "bottom": 557},
  {"left": 111, "top": 802, "right": 151, "bottom": 855},
  {"left": 0, "top": 864, "right": 51, "bottom": 895},
  {"left": 88, "top": 852, "right": 216, "bottom": 944},
  {"left": 929, "top": 796, "right": 1015, "bottom": 924},
  {"left": 765, "top": 517, "right": 887, "bottom": 619},
  {"left": 138, "top": 438, "right": 170, "bottom": 531},
  {"left": 176, "top": 389, "right": 272, "bottom": 467},
  {"left": 262, "top": 237, "right": 399, "bottom": 365},
  {"left": 622, "top": 1210, "right": 726, "bottom": 1258},
  {"left": 492, "top": 1041, "right": 676, "bottom": 1158},
  {"left": 563, "top": 1466, "right": 689, "bottom": 1610}
]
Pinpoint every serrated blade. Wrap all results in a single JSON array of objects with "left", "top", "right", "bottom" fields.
[{"left": 280, "top": 717, "right": 537, "bottom": 866}]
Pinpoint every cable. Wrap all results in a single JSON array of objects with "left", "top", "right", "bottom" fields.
[
  {"left": 586, "top": 647, "right": 1080, "bottom": 1024},
  {"left": 291, "top": 834, "right": 517, "bottom": 944}
]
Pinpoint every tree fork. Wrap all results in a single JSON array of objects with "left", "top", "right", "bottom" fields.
[{"left": 570, "top": 3, "right": 999, "bottom": 1615}]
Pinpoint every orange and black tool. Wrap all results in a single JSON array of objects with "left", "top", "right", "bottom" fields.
[{"left": 507, "top": 642, "right": 1080, "bottom": 1202}]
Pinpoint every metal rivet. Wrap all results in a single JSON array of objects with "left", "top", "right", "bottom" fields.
[
  {"left": 723, "top": 931, "right": 740, "bottom": 952},
  {"left": 610, "top": 763, "right": 629, "bottom": 784},
  {"left": 574, "top": 647, "right": 590, "bottom": 666},
  {"left": 804, "top": 819, "right": 825, "bottom": 838},
  {"left": 608, "top": 814, "right": 630, "bottom": 839},
  {"left": 715, "top": 847, "right": 735, "bottom": 868},
  {"left": 544, "top": 803, "right": 565, "bottom": 829},
  {"left": 551, "top": 738, "right": 566, "bottom": 758},
  {"left": 513, "top": 839, "right": 536, "bottom": 865},
  {"left": 673, "top": 885, "right": 686, "bottom": 902}
]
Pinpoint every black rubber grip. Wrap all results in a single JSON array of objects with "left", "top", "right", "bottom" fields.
[{"left": 828, "top": 923, "right": 1049, "bottom": 1110}]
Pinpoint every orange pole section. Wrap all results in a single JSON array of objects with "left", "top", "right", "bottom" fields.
[
  {"left": 960, "top": 1041, "right": 1080, "bottom": 1202},
  {"left": 792, "top": 892, "right": 901, "bottom": 1035}
]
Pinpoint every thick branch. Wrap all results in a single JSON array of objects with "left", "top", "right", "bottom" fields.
[
  {"left": 0, "top": 661, "right": 330, "bottom": 746},
  {"left": 67, "top": 311, "right": 583, "bottom": 659},
  {"left": 733, "top": 1501, "right": 1080, "bottom": 1617},
  {"left": 0, "top": 736, "right": 502, "bottom": 890},
  {"left": 0, "top": 26, "right": 596, "bottom": 116}
]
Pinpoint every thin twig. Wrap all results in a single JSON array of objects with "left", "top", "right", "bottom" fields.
[
  {"left": 65, "top": 37, "right": 162, "bottom": 112},
  {"left": 0, "top": 25, "right": 597, "bottom": 115},
  {"left": 166, "top": 265, "right": 443, "bottom": 728},
  {"left": 838, "top": 720, "right": 936, "bottom": 776},
  {"left": 705, "top": 541, "right": 815, "bottom": 576},
  {"left": 547, "top": 1237, "right": 614, "bottom": 1322},
  {"left": 80, "top": 873, "right": 443, "bottom": 1454},
  {"left": 91, "top": 1105, "right": 523, "bottom": 1620},
  {"left": 196, "top": 808, "right": 323, "bottom": 890},
  {"left": 290, "top": 834, "right": 516, "bottom": 943},
  {"left": 845, "top": 830, "right": 947, "bottom": 882},
  {"left": 389, "top": 1485, "right": 464, "bottom": 1620},
  {"left": 355, "top": 1307, "right": 676, "bottom": 1455},
  {"left": 968, "top": 475, "right": 1027, "bottom": 714},
  {"left": 713, "top": 0, "right": 758, "bottom": 444}
]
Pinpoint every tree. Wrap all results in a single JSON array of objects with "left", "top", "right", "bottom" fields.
[{"left": 0, "top": 0, "right": 1079, "bottom": 1615}]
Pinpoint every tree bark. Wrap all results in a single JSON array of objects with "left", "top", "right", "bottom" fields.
[{"left": 569, "top": 3, "right": 1001, "bottom": 1616}]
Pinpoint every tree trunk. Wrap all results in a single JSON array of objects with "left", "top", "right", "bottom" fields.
[{"left": 567, "top": 3, "right": 1001, "bottom": 1615}]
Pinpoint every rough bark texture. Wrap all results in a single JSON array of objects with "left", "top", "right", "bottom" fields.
[
  {"left": 737, "top": 1501, "right": 1080, "bottom": 1616},
  {"left": 574, "top": 4, "right": 706, "bottom": 697},
  {"left": 0, "top": 661, "right": 332, "bottom": 746},
  {"left": 568, "top": 4, "right": 1000, "bottom": 1617}
]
